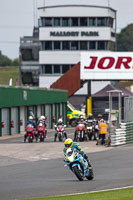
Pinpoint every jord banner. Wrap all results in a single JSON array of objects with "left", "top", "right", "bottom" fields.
[{"left": 80, "top": 52, "right": 133, "bottom": 80}]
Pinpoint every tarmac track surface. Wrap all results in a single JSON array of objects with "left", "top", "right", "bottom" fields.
[{"left": 0, "top": 128, "right": 133, "bottom": 200}]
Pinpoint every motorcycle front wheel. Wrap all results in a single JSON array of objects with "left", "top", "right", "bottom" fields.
[
  {"left": 73, "top": 166, "right": 84, "bottom": 181},
  {"left": 86, "top": 168, "right": 94, "bottom": 180}
]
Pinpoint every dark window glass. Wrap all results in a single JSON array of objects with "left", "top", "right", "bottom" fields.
[
  {"left": 98, "top": 41, "right": 105, "bottom": 50},
  {"left": 54, "top": 18, "right": 60, "bottom": 26},
  {"left": 62, "top": 41, "right": 70, "bottom": 50},
  {"left": 89, "top": 18, "right": 96, "bottom": 26},
  {"left": 62, "top": 18, "right": 70, "bottom": 26},
  {"left": 62, "top": 65, "right": 70, "bottom": 73},
  {"left": 41, "top": 65, "right": 45, "bottom": 73},
  {"left": 80, "top": 41, "right": 88, "bottom": 50},
  {"left": 45, "top": 41, "right": 52, "bottom": 50},
  {"left": 45, "top": 18, "right": 52, "bottom": 26},
  {"left": 80, "top": 18, "right": 87, "bottom": 26},
  {"left": 54, "top": 41, "right": 60, "bottom": 50},
  {"left": 71, "top": 18, "right": 78, "bottom": 26},
  {"left": 54, "top": 65, "right": 61, "bottom": 73},
  {"left": 45, "top": 65, "right": 52, "bottom": 74},
  {"left": 41, "top": 41, "right": 45, "bottom": 50},
  {"left": 71, "top": 41, "right": 79, "bottom": 50},
  {"left": 97, "top": 17, "right": 106, "bottom": 26},
  {"left": 109, "top": 17, "right": 114, "bottom": 28},
  {"left": 39, "top": 18, "right": 45, "bottom": 26},
  {"left": 89, "top": 41, "right": 96, "bottom": 50}
]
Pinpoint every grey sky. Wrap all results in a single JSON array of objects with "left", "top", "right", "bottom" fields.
[{"left": 0, "top": 0, "right": 133, "bottom": 59}]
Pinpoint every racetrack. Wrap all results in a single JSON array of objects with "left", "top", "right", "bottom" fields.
[{"left": 0, "top": 128, "right": 133, "bottom": 200}]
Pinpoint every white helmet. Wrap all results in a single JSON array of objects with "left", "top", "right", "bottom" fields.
[
  {"left": 58, "top": 118, "right": 63, "bottom": 123},
  {"left": 40, "top": 115, "right": 46, "bottom": 121},
  {"left": 29, "top": 116, "right": 33, "bottom": 121}
]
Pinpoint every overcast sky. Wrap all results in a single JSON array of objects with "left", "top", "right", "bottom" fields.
[{"left": 0, "top": 0, "right": 133, "bottom": 59}]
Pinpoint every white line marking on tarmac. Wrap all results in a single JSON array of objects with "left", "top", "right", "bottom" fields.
[{"left": 55, "top": 185, "right": 133, "bottom": 197}]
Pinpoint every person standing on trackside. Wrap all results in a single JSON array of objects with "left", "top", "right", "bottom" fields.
[{"left": 98, "top": 118, "right": 107, "bottom": 145}]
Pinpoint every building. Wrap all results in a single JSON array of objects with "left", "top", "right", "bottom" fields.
[
  {"left": 38, "top": 4, "right": 116, "bottom": 95},
  {"left": 19, "top": 27, "right": 40, "bottom": 85}
]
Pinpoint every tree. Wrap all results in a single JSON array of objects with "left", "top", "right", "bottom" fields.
[
  {"left": 117, "top": 24, "right": 133, "bottom": 51},
  {"left": 0, "top": 54, "right": 12, "bottom": 66},
  {"left": 12, "top": 58, "right": 19, "bottom": 66}
]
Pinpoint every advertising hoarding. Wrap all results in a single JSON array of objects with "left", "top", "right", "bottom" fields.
[{"left": 80, "top": 52, "right": 133, "bottom": 80}]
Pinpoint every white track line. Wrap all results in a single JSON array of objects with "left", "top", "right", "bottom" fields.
[{"left": 56, "top": 185, "right": 133, "bottom": 197}]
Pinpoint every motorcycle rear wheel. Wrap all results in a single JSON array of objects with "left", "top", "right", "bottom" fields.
[{"left": 73, "top": 166, "right": 84, "bottom": 181}]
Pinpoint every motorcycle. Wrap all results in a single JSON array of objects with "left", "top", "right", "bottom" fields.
[
  {"left": 37, "top": 125, "right": 46, "bottom": 142},
  {"left": 75, "top": 123, "right": 87, "bottom": 142},
  {"left": 24, "top": 124, "right": 34, "bottom": 143},
  {"left": 86, "top": 120, "right": 95, "bottom": 140},
  {"left": 64, "top": 148, "right": 94, "bottom": 181},
  {"left": 54, "top": 124, "right": 67, "bottom": 142}
]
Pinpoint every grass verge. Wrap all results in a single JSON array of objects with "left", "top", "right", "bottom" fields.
[
  {"left": 0, "top": 66, "right": 19, "bottom": 85},
  {"left": 19, "top": 187, "right": 133, "bottom": 200}
]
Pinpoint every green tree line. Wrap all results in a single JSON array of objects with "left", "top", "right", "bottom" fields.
[
  {"left": 0, "top": 53, "right": 19, "bottom": 66},
  {"left": 117, "top": 23, "right": 133, "bottom": 51}
]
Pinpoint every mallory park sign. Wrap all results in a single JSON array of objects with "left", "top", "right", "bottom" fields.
[
  {"left": 50, "top": 31, "right": 99, "bottom": 37},
  {"left": 80, "top": 52, "right": 133, "bottom": 80}
]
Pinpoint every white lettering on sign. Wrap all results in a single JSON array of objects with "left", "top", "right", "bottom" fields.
[{"left": 80, "top": 52, "right": 133, "bottom": 80}]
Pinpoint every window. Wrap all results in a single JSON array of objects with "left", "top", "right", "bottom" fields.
[
  {"left": 62, "top": 18, "right": 70, "bottom": 26},
  {"left": 54, "top": 41, "right": 60, "bottom": 50},
  {"left": 54, "top": 65, "right": 61, "bottom": 73},
  {"left": 89, "top": 18, "right": 96, "bottom": 26},
  {"left": 45, "top": 41, "right": 52, "bottom": 50},
  {"left": 97, "top": 17, "right": 106, "bottom": 26},
  {"left": 71, "top": 41, "right": 79, "bottom": 50},
  {"left": 108, "top": 17, "right": 114, "bottom": 28},
  {"left": 45, "top": 65, "right": 52, "bottom": 74},
  {"left": 45, "top": 18, "right": 52, "bottom": 26},
  {"left": 80, "top": 41, "right": 88, "bottom": 50},
  {"left": 62, "top": 41, "right": 70, "bottom": 50},
  {"left": 71, "top": 18, "right": 79, "bottom": 26},
  {"left": 54, "top": 18, "right": 60, "bottom": 26},
  {"left": 80, "top": 18, "right": 87, "bottom": 26},
  {"left": 62, "top": 65, "right": 70, "bottom": 73},
  {"left": 39, "top": 18, "right": 45, "bottom": 27},
  {"left": 98, "top": 41, "right": 105, "bottom": 50},
  {"left": 89, "top": 41, "right": 96, "bottom": 50}
]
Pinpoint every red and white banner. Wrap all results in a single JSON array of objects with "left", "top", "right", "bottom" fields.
[{"left": 80, "top": 52, "right": 133, "bottom": 80}]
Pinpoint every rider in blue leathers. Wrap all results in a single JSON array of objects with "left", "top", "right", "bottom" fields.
[
  {"left": 64, "top": 138, "right": 92, "bottom": 168},
  {"left": 24, "top": 116, "right": 37, "bottom": 140}
]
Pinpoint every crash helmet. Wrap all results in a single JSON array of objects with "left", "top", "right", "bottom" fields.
[
  {"left": 79, "top": 114, "right": 84, "bottom": 122},
  {"left": 29, "top": 116, "right": 33, "bottom": 121},
  {"left": 40, "top": 115, "right": 46, "bottom": 121},
  {"left": 88, "top": 113, "right": 93, "bottom": 119},
  {"left": 58, "top": 118, "right": 63, "bottom": 123},
  {"left": 64, "top": 138, "right": 73, "bottom": 148},
  {"left": 98, "top": 114, "right": 102, "bottom": 119}
]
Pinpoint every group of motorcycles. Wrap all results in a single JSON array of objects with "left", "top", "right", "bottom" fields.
[
  {"left": 24, "top": 123, "right": 47, "bottom": 143},
  {"left": 74, "top": 119, "right": 99, "bottom": 142}
]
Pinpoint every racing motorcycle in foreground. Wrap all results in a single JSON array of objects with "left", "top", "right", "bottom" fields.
[
  {"left": 75, "top": 122, "right": 87, "bottom": 142},
  {"left": 24, "top": 124, "right": 34, "bottom": 143},
  {"left": 54, "top": 124, "right": 67, "bottom": 142},
  {"left": 64, "top": 148, "right": 94, "bottom": 181}
]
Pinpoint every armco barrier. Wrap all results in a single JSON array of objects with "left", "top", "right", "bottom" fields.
[{"left": 111, "top": 122, "right": 133, "bottom": 146}]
